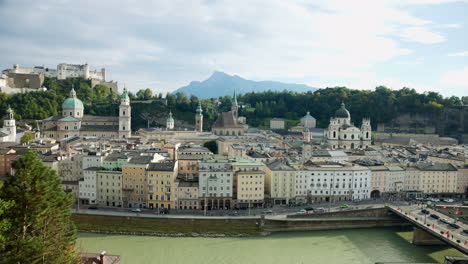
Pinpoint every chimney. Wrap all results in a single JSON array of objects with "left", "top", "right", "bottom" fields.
[{"left": 100, "top": 251, "right": 106, "bottom": 264}]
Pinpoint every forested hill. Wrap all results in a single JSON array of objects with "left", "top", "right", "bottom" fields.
[{"left": 0, "top": 78, "right": 465, "bottom": 131}]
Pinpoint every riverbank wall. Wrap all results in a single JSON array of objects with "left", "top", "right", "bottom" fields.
[
  {"left": 72, "top": 214, "right": 262, "bottom": 237},
  {"left": 72, "top": 207, "right": 410, "bottom": 237}
]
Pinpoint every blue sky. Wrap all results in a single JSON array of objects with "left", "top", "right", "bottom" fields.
[{"left": 0, "top": 0, "right": 467, "bottom": 97}]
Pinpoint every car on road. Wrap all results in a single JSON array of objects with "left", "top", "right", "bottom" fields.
[
  {"left": 228, "top": 211, "right": 239, "bottom": 216},
  {"left": 431, "top": 198, "right": 440, "bottom": 202},
  {"left": 440, "top": 218, "right": 452, "bottom": 224},
  {"left": 297, "top": 209, "right": 307, "bottom": 215},
  {"left": 131, "top": 208, "right": 142, "bottom": 213},
  {"left": 304, "top": 207, "right": 314, "bottom": 214},
  {"left": 461, "top": 229, "right": 468, "bottom": 235},
  {"left": 444, "top": 199, "right": 454, "bottom": 203},
  {"left": 463, "top": 201, "right": 468, "bottom": 206},
  {"left": 262, "top": 209, "right": 273, "bottom": 214},
  {"left": 449, "top": 223, "right": 460, "bottom": 229},
  {"left": 421, "top": 209, "right": 430, "bottom": 214},
  {"left": 430, "top": 214, "right": 439, "bottom": 219},
  {"left": 88, "top": 206, "right": 98, "bottom": 210},
  {"left": 314, "top": 207, "right": 325, "bottom": 213},
  {"left": 340, "top": 204, "right": 349, "bottom": 209},
  {"left": 159, "top": 208, "right": 169, "bottom": 214}
]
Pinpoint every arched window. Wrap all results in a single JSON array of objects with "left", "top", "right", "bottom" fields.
[
  {"left": 366, "top": 132, "right": 369, "bottom": 139},
  {"left": 123, "top": 111, "right": 126, "bottom": 115},
  {"left": 344, "top": 134, "right": 347, "bottom": 139},
  {"left": 333, "top": 131, "right": 336, "bottom": 138},
  {"left": 351, "top": 134, "right": 354, "bottom": 139}
]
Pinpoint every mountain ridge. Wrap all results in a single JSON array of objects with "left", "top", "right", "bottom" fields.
[{"left": 173, "top": 71, "right": 319, "bottom": 98}]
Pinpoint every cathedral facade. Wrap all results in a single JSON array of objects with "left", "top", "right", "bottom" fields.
[
  {"left": 41, "top": 87, "right": 131, "bottom": 140},
  {"left": 325, "top": 102, "right": 371, "bottom": 149}
]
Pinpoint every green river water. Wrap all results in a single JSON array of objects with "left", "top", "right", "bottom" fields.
[{"left": 77, "top": 228, "right": 466, "bottom": 264}]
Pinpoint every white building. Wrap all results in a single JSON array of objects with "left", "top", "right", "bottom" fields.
[
  {"left": 0, "top": 106, "right": 17, "bottom": 142},
  {"left": 166, "top": 111, "right": 174, "bottom": 130},
  {"left": 79, "top": 168, "right": 97, "bottom": 205},
  {"left": 198, "top": 155, "right": 234, "bottom": 210},
  {"left": 325, "top": 102, "right": 371, "bottom": 150},
  {"left": 4, "top": 63, "right": 105, "bottom": 81},
  {"left": 300, "top": 112, "right": 316, "bottom": 129},
  {"left": 270, "top": 118, "right": 285, "bottom": 130},
  {"left": 296, "top": 162, "right": 371, "bottom": 203}
]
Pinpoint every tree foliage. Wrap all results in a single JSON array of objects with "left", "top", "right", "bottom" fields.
[
  {"left": 20, "top": 133, "right": 34, "bottom": 144},
  {"left": 203, "top": 140, "right": 218, "bottom": 154},
  {"left": 0, "top": 151, "right": 78, "bottom": 264}
]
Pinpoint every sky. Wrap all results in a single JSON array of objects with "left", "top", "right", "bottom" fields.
[{"left": 0, "top": 0, "right": 467, "bottom": 97}]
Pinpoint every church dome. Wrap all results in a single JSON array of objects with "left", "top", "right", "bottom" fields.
[
  {"left": 62, "top": 88, "right": 84, "bottom": 109},
  {"left": 167, "top": 111, "right": 174, "bottom": 122},
  {"left": 335, "top": 102, "right": 350, "bottom": 118}
]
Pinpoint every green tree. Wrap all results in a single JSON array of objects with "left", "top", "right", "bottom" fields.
[
  {"left": 0, "top": 151, "right": 78, "bottom": 264},
  {"left": 20, "top": 133, "right": 34, "bottom": 144},
  {"left": 0, "top": 198, "right": 14, "bottom": 246},
  {"left": 203, "top": 140, "right": 218, "bottom": 154}
]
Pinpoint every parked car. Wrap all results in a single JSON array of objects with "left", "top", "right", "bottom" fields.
[
  {"left": 262, "top": 209, "right": 273, "bottom": 214},
  {"left": 463, "top": 201, "right": 468, "bottom": 206},
  {"left": 314, "top": 207, "right": 325, "bottom": 213},
  {"left": 297, "top": 209, "right": 307, "bottom": 215},
  {"left": 430, "top": 214, "right": 439, "bottom": 219},
  {"left": 228, "top": 211, "right": 239, "bottom": 216},
  {"left": 159, "top": 208, "right": 169, "bottom": 214},
  {"left": 304, "top": 207, "right": 314, "bottom": 214},
  {"left": 450, "top": 223, "right": 460, "bottom": 229},
  {"left": 431, "top": 198, "right": 440, "bottom": 202},
  {"left": 421, "top": 209, "right": 430, "bottom": 214},
  {"left": 340, "top": 204, "right": 349, "bottom": 209},
  {"left": 88, "top": 206, "right": 98, "bottom": 210},
  {"left": 131, "top": 208, "right": 141, "bottom": 213},
  {"left": 444, "top": 199, "right": 454, "bottom": 203},
  {"left": 461, "top": 229, "right": 468, "bottom": 235}
]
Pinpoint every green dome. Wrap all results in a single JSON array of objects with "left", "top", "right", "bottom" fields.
[
  {"left": 62, "top": 88, "right": 84, "bottom": 109},
  {"left": 167, "top": 111, "right": 174, "bottom": 122},
  {"left": 62, "top": 97, "right": 84, "bottom": 109},
  {"left": 335, "top": 102, "right": 350, "bottom": 118},
  {"left": 120, "top": 87, "right": 130, "bottom": 100}
]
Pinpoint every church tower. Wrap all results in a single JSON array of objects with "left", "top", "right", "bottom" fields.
[
  {"left": 119, "top": 87, "right": 131, "bottom": 138},
  {"left": 360, "top": 118, "right": 372, "bottom": 148},
  {"left": 231, "top": 91, "right": 238, "bottom": 119},
  {"left": 3, "top": 106, "right": 16, "bottom": 142},
  {"left": 166, "top": 111, "right": 174, "bottom": 130},
  {"left": 195, "top": 102, "right": 203, "bottom": 132}
]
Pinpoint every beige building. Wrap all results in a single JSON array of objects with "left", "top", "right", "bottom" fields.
[
  {"left": 58, "top": 154, "right": 83, "bottom": 198},
  {"left": 174, "top": 176, "right": 199, "bottom": 210},
  {"left": 456, "top": 167, "right": 468, "bottom": 193},
  {"left": 146, "top": 160, "right": 178, "bottom": 210},
  {"left": 41, "top": 87, "right": 131, "bottom": 140},
  {"left": 369, "top": 165, "right": 405, "bottom": 197},
  {"left": 122, "top": 155, "right": 155, "bottom": 208},
  {"left": 270, "top": 118, "right": 285, "bottom": 130},
  {"left": 231, "top": 157, "right": 265, "bottom": 208},
  {"left": 96, "top": 170, "right": 123, "bottom": 207},
  {"left": 265, "top": 160, "right": 296, "bottom": 205},
  {"left": 404, "top": 163, "right": 458, "bottom": 194}
]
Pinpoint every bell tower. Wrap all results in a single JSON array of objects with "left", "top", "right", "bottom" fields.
[
  {"left": 119, "top": 87, "right": 131, "bottom": 138},
  {"left": 195, "top": 102, "right": 203, "bottom": 132},
  {"left": 3, "top": 106, "right": 16, "bottom": 142}
]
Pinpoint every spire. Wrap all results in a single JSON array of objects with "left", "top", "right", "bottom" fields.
[
  {"left": 6, "top": 105, "right": 13, "bottom": 114},
  {"left": 69, "top": 84, "right": 76, "bottom": 98},
  {"left": 196, "top": 101, "right": 203, "bottom": 116},
  {"left": 341, "top": 101, "right": 345, "bottom": 108},
  {"left": 233, "top": 90, "right": 238, "bottom": 105}
]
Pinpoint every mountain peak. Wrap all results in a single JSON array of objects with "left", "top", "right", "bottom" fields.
[{"left": 173, "top": 72, "right": 319, "bottom": 99}]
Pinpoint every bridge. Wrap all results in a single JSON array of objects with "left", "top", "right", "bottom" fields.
[{"left": 387, "top": 205, "right": 468, "bottom": 254}]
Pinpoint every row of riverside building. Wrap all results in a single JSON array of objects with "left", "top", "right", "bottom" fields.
[{"left": 2, "top": 141, "right": 467, "bottom": 211}]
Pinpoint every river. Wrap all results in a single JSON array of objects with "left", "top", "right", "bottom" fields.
[{"left": 77, "top": 228, "right": 465, "bottom": 264}]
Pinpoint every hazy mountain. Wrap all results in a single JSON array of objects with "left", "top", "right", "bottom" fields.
[{"left": 173, "top": 71, "right": 319, "bottom": 99}]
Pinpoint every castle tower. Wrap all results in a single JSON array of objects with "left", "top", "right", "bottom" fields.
[
  {"left": 166, "top": 111, "right": 174, "bottom": 130},
  {"left": 119, "top": 87, "right": 131, "bottom": 138},
  {"left": 231, "top": 90, "right": 238, "bottom": 119},
  {"left": 62, "top": 86, "right": 84, "bottom": 118},
  {"left": 3, "top": 106, "right": 16, "bottom": 142},
  {"left": 195, "top": 102, "right": 203, "bottom": 132}
]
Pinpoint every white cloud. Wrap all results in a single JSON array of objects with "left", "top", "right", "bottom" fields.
[
  {"left": 0, "top": 0, "right": 461, "bottom": 95},
  {"left": 399, "top": 27, "right": 445, "bottom": 44},
  {"left": 448, "top": 51, "right": 468, "bottom": 56},
  {"left": 440, "top": 67, "right": 468, "bottom": 87}
]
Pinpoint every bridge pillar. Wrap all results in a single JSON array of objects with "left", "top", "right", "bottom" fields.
[{"left": 412, "top": 227, "right": 445, "bottom": 245}]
